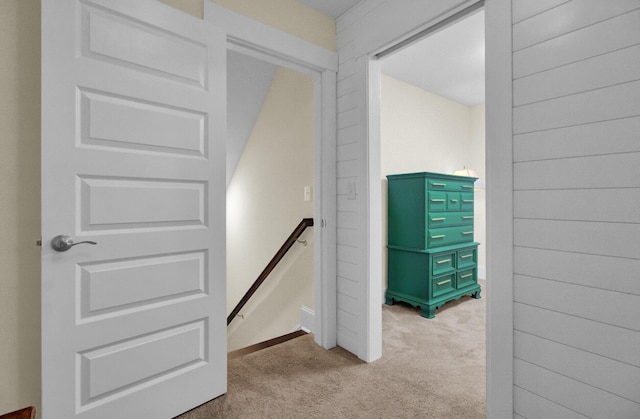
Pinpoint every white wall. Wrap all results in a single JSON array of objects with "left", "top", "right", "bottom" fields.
[
  {"left": 380, "top": 75, "right": 486, "bottom": 289},
  {"left": 226, "top": 66, "right": 315, "bottom": 351},
  {"left": 511, "top": 1, "right": 640, "bottom": 417}
]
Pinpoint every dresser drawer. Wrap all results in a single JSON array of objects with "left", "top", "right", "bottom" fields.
[
  {"left": 457, "top": 247, "right": 477, "bottom": 269},
  {"left": 427, "top": 178, "right": 475, "bottom": 192},
  {"left": 427, "top": 226, "right": 474, "bottom": 247},
  {"left": 429, "top": 192, "right": 473, "bottom": 212},
  {"left": 457, "top": 268, "right": 477, "bottom": 289},
  {"left": 432, "top": 273, "right": 456, "bottom": 297},
  {"left": 447, "top": 193, "right": 461, "bottom": 211},
  {"left": 460, "top": 193, "right": 474, "bottom": 211},
  {"left": 431, "top": 252, "right": 455, "bottom": 276},
  {"left": 428, "top": 192, "right": 447, "bottom": 212},
  {"left": 428, "top": 212, "right": 474, "bottom": 228}
]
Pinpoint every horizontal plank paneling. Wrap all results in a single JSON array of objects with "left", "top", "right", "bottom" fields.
[
  {"left": 512, "top": 4, "right": 640, "bottom": 415},
  {"left": 336, "top": 0, "right": 385, "bottom": 37},
  {"left": 514, "top": 247, "right": 640, "bottom": 296},
  {"left": 513, "top": 9, "right": 640, "bottom": 79},
  {"left": 337, "top": 274, "right": 358, "bottom": 297},
  {"left": 337, "top": 211, "right": 360, "bottom": 229},
  {"left": 515, "top": 331, "right": 640, "bottom": 403},
  {"left": 338, "top": 76, "right": 357, "bottom": 98},
  {"left": 515, "top": 359, "right": 640, "bottom": 418},
  {"left": 515, "top": 303, "right": 640, "bottom": 367},
  {"left": 337, "top": 159, "right": 359, "bottom": 178},
  {"left": 337, "top": 177, "right": 359, "bottom": 195},
  {"left": 336, "top": 228, "right": 359, "bottom": 248},
  {"left": 514, "top": 44, "right": 640, "bottom": 106},
  {"left": 512, "top": 0, "right": 570, "bottom": 24},
  {"left": 338, "top": 108, "right": 359, "bottom": 130},
  {"left": 337, "top": 260, "right": 358, "bottom": 282},
  {"left": 514, "top": 386, "right": 588, "bottom": 419},
  {"left": 337, "top": 124, "right": 358, "bottom": 145},
  {"left": 337, "top": 196, "right": 358, "bottom": 213},
  {"left": 514, "top": 275, "right": 640, "bottom": 331},
  {"left": 337, "top": 91, "right": 357, "bottom": 113},
  {"left": 513, "top": 0, "right": 640, "bottom": 51},
  {"left": 514, "top": 218, "right": 640, "bottom": 259},
  {"left": 513, "top": 116, "right": 640, "bottom": 162},
  {"left": 513, "top": 80, "right": 640, "bottom": 134},
  {"left": 514, "top": 189, "right": 640, "bottom": 223},
  {"left": 338, "top": 40, "right": 355, "bottom": 64},
  {"left": 338, "top": 58, "right": 357, "bottom": 82},
  {"left": 514, "top": 152, "right": 640, "bottom": 190},
  {"left": 337, "top": 244, "right": 359, "bottom": 263},
  {"left": 337, "top": 289, "right": 358, "bottom": 310},
  {"left": 337, "top": 307, "right": 358, "bottom": 333},
  {"left": 337, "top": 142, "right": 359, "bottom": 162},
  {"left": 336, "top": 327, "right": 359, "bottom": 355}
]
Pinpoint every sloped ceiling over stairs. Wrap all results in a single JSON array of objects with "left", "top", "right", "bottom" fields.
[{"left": 227, "top": 50, "right": 278, "bottom": 186}]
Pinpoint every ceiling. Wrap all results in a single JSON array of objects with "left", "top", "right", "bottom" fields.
[
  {"left": 300, "top": 1, "right": 485, "bottom": 106},
  {"left": 381, "top": 10, "right": 485, "bottom": 106}
]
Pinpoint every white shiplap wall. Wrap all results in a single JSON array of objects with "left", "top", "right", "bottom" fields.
[
  {"left": 336, "top": 0, "right": 475, "bottom": 361},
  {"left": 512, "top": 1, "right": 640, "bottom": 417}
]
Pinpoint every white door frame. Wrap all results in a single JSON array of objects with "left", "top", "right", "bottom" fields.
[
  {"left": 363, "top": 0, "right": 514, "bottom": 415},
  {"left": 204, "top": 3, "right": 338, "bottom": 349}
]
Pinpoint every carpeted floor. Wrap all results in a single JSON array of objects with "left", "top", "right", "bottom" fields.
[{"left": 179, "top": 283, "right": 486, "bottom": 418}]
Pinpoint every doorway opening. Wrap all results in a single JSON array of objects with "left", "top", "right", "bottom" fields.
[
  {"left": 370, "top": 2, "right": 487, "bottom": 401},
  {"left": 226, "top": 49, "right": 317, "bottom": 352}
]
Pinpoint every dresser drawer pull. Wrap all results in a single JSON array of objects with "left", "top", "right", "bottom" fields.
[
  {"left": 461, "top": 231, "right": 473, "bottom": 235},
  {"left": 460, "top": 254, "right": 473, "bottom": 259},
  {"left": 460, "top": 274, "right": 473, "bottom": 279},
  {"left": 436, "top": 259, "right": 450, "bottom": 264},
  {"left": 431, "top": 182, "right": 446, "bottom": 187},
  {"left": 461, "top": 216, "right": 474, "bottom": 220},
  {"left": 431, "top": 199, "right": 445, "bottom": 203},
  {"left": 431, "top": 217, "right": 446, "bottom": 221},
  {"left": 431, "top": 235, "right": 445, "bottom": 239},
  {"left": 462, "top": 200, "right": 474, "bottom": 203},
  {"left": 436, "top": 279, "right": 452, "bottom": 286},
  {"left": 450, "top": 199, "right": 458, "bottom": 203},
  {"left": 461, "top": 185, "right": 473, "bottom": 189}
]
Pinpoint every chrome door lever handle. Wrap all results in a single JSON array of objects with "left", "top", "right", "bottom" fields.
[{"left": 51, "top": 235, "right": 97, "bottom": 252}]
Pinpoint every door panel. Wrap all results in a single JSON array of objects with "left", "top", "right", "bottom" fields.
[{"left": 41, "top": 1, "right": 226, "bottom": 418}]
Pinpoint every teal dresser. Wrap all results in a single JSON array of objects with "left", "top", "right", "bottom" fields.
[{"left": 385, "top": 172, "right": 481, "bottom": 318}]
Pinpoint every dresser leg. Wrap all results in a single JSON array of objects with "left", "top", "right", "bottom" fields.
[
  {"left": 385, "top": 295, "right": 395, "bottom": 305},
  {"left": 472, "top": 289, "right": 482, "bottom": 299},
  {"left": 421, "top": 305, "right": 436, "bottom": 319}
]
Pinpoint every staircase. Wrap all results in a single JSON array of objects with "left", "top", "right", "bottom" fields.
[{"left": 227, "top": 218, "right": 314, "bottom": 352}]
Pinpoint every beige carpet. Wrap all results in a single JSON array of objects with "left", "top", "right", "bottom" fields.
[{"left": 179, "top": 283, "right": 486, "bottom": 418}]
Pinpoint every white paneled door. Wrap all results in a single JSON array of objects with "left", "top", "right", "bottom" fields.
[{"left": 41, "top": 1, "right": 227, "bottom": 418}]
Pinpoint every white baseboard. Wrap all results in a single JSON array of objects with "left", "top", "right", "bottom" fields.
[{"left": 300, "top": 305, "right": 314, "bottom": 333}]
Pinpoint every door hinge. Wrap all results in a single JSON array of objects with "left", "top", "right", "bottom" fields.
[{"left": 36, "top": 240, "right": 42, "bottom": 246}]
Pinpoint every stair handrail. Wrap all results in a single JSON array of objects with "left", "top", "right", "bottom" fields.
[{"left": 227, "top": 218, "right": 314, "bottom": 325}]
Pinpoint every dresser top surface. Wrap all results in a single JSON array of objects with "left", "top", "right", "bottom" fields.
[{"left": 386, "top": 171, "right": 477, "bottom": 182}]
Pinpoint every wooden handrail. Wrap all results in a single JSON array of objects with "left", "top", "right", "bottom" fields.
[{"left": 227, "top": 218, "right": 314, "bottom": 326}]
